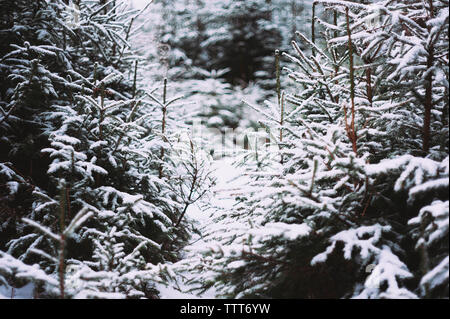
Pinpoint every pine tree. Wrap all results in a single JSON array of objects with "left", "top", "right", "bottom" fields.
[
  {"left": 1, "top": 0, "right": 213, "bottom": 298},
  {"left": 184, "top": 0, "right": 448, "bottom": 299}
]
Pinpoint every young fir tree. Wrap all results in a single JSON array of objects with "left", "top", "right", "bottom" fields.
[
  {"left": 0, "top": 0, "right": 212, "bottom": 298},
  {"left": 182, "top": 0, "right": 448, "bottom": 299},
  {"left": 185, "top": 68, "right": 241, "bottom": 130},
  {"left": 147, "top": 0, "right": 282, "bottom": 85}
]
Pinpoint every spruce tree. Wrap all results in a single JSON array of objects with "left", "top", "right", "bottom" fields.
[
  {"left": 0, "top": 0, "right": 212, "bottom": 298},
  {"left": 184, "top": 0, "right": 448, "bottom": 299}
]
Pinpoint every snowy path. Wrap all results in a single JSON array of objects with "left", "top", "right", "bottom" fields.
[
  {"left": 157, "top": 156, "right": 248, "bottom": 299},
  {"left": 0, "top": 283, "right": 34, "bottom": 299}
]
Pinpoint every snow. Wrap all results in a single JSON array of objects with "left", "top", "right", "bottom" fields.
[
  {"left": 250, "top": 222, "right": 312, "bottom": 242},
  {"left": 420, "top": 256, "right": 449, "bottom": 294},
  {"left": 1, "top": 0, "right": 448, "bottom": 300},
  {"left": 312, "top": 224, "right": 390, "bottom": 265},
  {"left": 155, "top": 156, "right": 249, "bottom": 299},
  {"left": 353, "top": 246, "right": 417, "bottom": 299},
  {"left": 0, "top": 251, "right": 58, "bottom": 298},
  {"left": 21, "top": 218, "right": 60, "bottom": 242},
  {"left": 409, "top": 178, "right": 449, "bottom": 199},
  {"left": 130, "top": 0, "right": 151, "bottom": 10},
  {"left": 409, "top": 200, "right": 449, "bottom": 248},
  {"left": 0, "top": 282, "right": 35, "bottom": 299}
]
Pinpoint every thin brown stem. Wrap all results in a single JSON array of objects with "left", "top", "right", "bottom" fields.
[
  {"left": 58, "top": 185, "right": 66, "bottom": 299},
  {"left": 99, "top": 84, "right": 105, "bottom": 140},
  {"left": 159, "top": 78, "right": 168, "bottom": 179},
  {"left": 311, "top": 2, "right": 316, "bottom": 54},
  {"left": 132, "top": 60, "right": 138, "bottom": 99},
  {"left": 345, "top": 7, "right": 357, "bottom": 154},
  {"left": 423, "top": 0, "right": 434, "bottom": 153}
]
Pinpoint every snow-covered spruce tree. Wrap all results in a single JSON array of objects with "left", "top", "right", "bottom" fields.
[
  {"left": 150, "top": 0, "right": 282, "bottom": 85},
  {"left": 310, "top": 0, "right": 449, "bottom": 298},
  {"left": 343, "top": 0, "right": 449, "bottom": 298},
  {"left": 185, "top": 68, "right": 242, "bottom": 130},
  {"left": 29, "top": 74, "right": 212, "bottom": 298},
  {"left": 1, "top": 0, "right": 211, "bottom": 298},
  {"left": 271, "top": 0, "right": 311, "bottom": 48},
  {"left": 202, "top": 0, "right": 282, "bottom": 86},
  {"left": 0, "top": 0, "right": 140, "bottom": 296},
  {"left": 154, "top": 0, "right": 207, "bottom": 71},
  {"left": 0, "top": 0, "right": 70, "bottom": 246},
  {"left": 0, "top": 0, "right": 119, "bottom": 297},
  {"left": 184, "top": 67, "right": 272, "bottom": 132},
  {"left": 0, "top": 249, "right": 59, "bottom": 298},
  {"left": 315, "top": 0, "right": 449, "bottom": 161},
  {"left": 183, "top": 0, "right": 448, "bottom": 299}
]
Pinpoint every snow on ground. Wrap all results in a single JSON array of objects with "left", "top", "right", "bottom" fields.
[
  {"left": 0, "top": 282, "right": 34, "bottom": 299},
  {"left": 190, "top": 156, "right": 250, "bottom": 220},
  {"left": 157, "top": 156, "right": 249, "bottom": 299}
]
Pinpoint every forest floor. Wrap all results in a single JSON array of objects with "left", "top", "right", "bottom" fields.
[{"left": 157, "top": 156, "right": 248, "bottom": 299}]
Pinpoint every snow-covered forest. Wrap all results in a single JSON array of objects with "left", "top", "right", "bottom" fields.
[{"left": 0, "top": 0, "right": 448, "bottom": 299}]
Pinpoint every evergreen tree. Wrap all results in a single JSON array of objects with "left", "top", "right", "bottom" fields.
[
  {"left": 148, "top": 0, "right": 283, "bottom": 85},
  {"left": 182, "top": 0, "right": 448, "bottom": 299},
  {"left": 0, "top": 0, "right": 212, "bottom": 298},
  {"left": 1, "top": 0, "right": 448, "bottom": 300}
]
